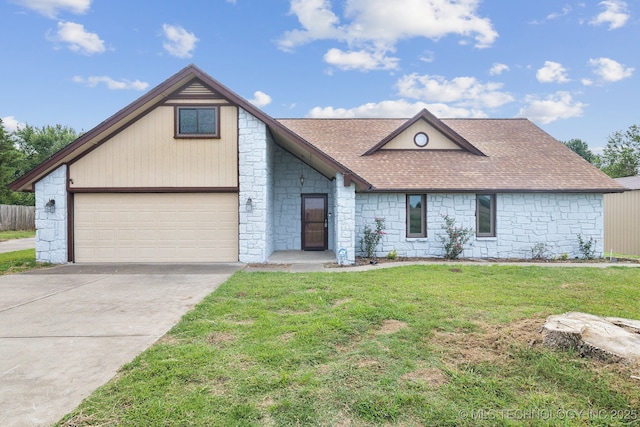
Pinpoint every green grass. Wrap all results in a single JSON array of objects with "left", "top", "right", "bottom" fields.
[
  {"left": 0, "top": 249, "right": 42, "bottom": 275},
  {"left": 0, "top": 229, "right": 35, "bottom": 241},
  {"left": 613, "top": 252, "right": 640, "bottom": 260},
  {"left": 58, "top": 266, "right": 640, "bottom": 426}
]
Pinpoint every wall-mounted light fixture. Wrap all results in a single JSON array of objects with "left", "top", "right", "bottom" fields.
[
  {"left": 246, "top": 197, "right": 253, "bottom": 212},
  {"left": 299, "top": 173, "right": 305, "bottom": 186},
  {"left": 45, "top": 199, "right": 56, "bottom": 213}
]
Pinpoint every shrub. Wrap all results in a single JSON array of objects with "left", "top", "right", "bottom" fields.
[
  {"left": 437, "top": 215, "right": 473, "bottom": 260},
  {"left": 386, "top": 249, "right": 398, "bottom": 260},
  {"left": 577, "top": 234, "right": 597, "bottom": 260},
  {"left": 359, "top": 218, "right": 386, "bottom": 259},
  {"left": 531, "top": 243, "right": 551, "bottom": 260}
]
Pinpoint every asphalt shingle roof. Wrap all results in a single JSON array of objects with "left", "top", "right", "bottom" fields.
[{"left": 276, "top": 117, "right": 624, "bottom": 193}]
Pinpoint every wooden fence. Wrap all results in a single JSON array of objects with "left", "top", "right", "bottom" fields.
[{"left": 0, "top": 204, "right": 36, "bottom": 231}]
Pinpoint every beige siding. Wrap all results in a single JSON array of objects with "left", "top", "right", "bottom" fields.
[
  {"left": 604, "top": 190, "right": 640, "bottom": 256},
  {"left": 74, "top": 193, "right": 238, "bottom": 262},
  {"left": 69, "top": 105, "right": 238, "bottom": 188},
  {"left": 383, "top": 121, "right": 463, "bottom": 150}
]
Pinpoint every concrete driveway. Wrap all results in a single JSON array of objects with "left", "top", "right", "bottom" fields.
[{"left": 0, "top": 263, "right": 241, "bottom": 427}]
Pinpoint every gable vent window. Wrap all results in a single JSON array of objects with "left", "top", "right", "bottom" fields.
[{"left": 175, "top": 106, "right": 219, "bottom": 138}]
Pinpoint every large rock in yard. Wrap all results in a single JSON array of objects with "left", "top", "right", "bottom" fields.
[{"left": 542, "top": 312, "right": 640, "bottom": 362}]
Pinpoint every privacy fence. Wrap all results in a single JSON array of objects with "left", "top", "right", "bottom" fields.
[
  {"left": 604, "top": 189, "right": 640, "bottom": 257},
  {"left": 0, "top": 204, "right": 36, "bottom": 231}
]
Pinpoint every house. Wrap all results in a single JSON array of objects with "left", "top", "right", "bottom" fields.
[
  {"left": 604, "top": 175, "right": 640, "bottom": 256},
  {"left": 10, "top": 65, "right": 624, "bottom": 264}
]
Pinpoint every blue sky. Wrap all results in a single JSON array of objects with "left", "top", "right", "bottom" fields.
[{"left": 1, "top": 0, "right": 637, "bottom": 152}]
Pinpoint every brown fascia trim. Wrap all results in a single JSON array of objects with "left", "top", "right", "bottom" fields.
[
  {"left": 190, "top": 69, "right": 371, "bottom": 190},
  {"left": 10, "top": 65, "right": 208, "bottom": 192},
  {"left": 363, "top": 109, "right": 486, "bottom": 157},
  {"left": 69, "top": 187, "right": 239, "bottom": 194},
  {"left": 362, "top": 187, "right": 626, "bottom": 194},
  {"left": 260, "top": 115, "right": 371, "bottom": 188}
]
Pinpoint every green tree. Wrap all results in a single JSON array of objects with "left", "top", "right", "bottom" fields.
[
  {"left": 597, "top": 125, "right": 640, "bottom": 178},
  {"left": 0, "top": 119, "right": 23, "bottom": 204},
  {"left": 562, "top": 138, "right": 595, "bottom": 163},
  {"left": 12, "top": 124, "right": 78, "bottom": 177}
]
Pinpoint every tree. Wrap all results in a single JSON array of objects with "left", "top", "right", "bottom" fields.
[
  {"left": 12, "top": 124, "right": 78, "bottom": 178},
  {"left": 0, "top": 123, "right": 78, "bottom": 205},
  {"left": 562, "top": 138, "right": 595, "bottom": 163},
  {"left": 597, "top": 125, "right": 640, "bottom": 178},
  {"left": 0, "top": 119, "right": 23, "bottom": 204}
]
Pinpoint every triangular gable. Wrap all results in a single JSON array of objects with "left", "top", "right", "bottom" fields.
[
  {"left": 363, "top": 109, "right": 485, "bottom": 156},
  {"left": 10, "top": 64, "right": 369, "bottom": 192}
]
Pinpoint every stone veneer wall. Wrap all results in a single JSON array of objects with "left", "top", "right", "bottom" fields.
[
  {"left": 355, "top": 193, "right": 604, "bottom": 259},
  {"left": 334, "top": 173, "right": 356, "bottom": 264},
  {"left": 34, "top": 165, "right": 67, "bottom": 263},
  {"left": 273, "top": 145, "right": 334, "bottom": 251},
  {"left": 238, "top": 108, "right": 274, "bottom": 263}
]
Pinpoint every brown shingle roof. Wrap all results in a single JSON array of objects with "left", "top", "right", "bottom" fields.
[{"left": 276, "top": 117, "right": 624, "bottom": 193}]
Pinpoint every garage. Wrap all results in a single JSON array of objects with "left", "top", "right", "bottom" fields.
[{"left": 73, "top": 193, "right": 238, "bottom": 263}]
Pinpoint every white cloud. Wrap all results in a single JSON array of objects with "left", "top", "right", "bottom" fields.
[
  {"left": 590, "top": 0, "right": 629, "bottom": 29},
  {"left": 536, "top": 61, "right": 570, "bottom": 83},
  {"left": 396, "top": 73, "right": 514, "bottom": 109},
  {"left": 588, "top": 57, "right": 634, "bottom": 82},
  {"left": 1, "top": 116, "right": 24, "bottom": 133},
  {"left": 48, "top": 21, "right": 105, "bottom": 54},
  {"left": 517, "top": 92, "right": 585, "bottom": 124},
  {"left": 248, "top": 91, "right": 272, "bottom": 107},
  {"left": 161, "top": 24, "right": 198, "bottom": 58},
  {"left": 278, "top": 0, "right": 344, "bottom": 51},
  {"left": 72, "top": 75, "right": 149, "bottom": 90},
  {"left": 307, "top": 99, "right": 487, "bottom": 119},
  {"left": 11, "top": 0, "right": 90, "bottom": 18},
  {"left": 489, "top": 63, "right": 509, "bottom": 76},
  {"left": 323, "top": 47, "right": 399, "bottom": 71},
  {"left": 548, "top": 6, "right": 571, "bottom": 20},
  {"left": 279, "top": 0, "right": 498, "bottom": 70}
]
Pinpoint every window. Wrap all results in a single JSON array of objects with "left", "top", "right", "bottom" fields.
[
  {"left": 476, "top": 194, "right": 496, "bottom": 237},
  {"left": 175, "top": 106, "right": 219, "bottom": 137},
  {"left": 406, "top": 194, "right": 426, "bottom": 238}
]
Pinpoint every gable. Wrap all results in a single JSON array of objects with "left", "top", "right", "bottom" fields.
[
  {"left": 69, "top": 104, "right": 238, "bottom": 189},
  {"left": 379, "top": 119, "right": 463, "bottom": 151},
  {"left": 363, "top": 109, "right": 485, "bottom": 156}
]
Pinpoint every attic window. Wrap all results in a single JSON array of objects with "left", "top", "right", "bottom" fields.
[
  {"left": 175, "top": 106, "right": 219, "bottom": 138},
  {"left": 413, "top": 132, "right": 429, "bottom": 147}
]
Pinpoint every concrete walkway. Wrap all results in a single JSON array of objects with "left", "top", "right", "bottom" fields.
[
  {"left": 0, "top": 237, "right": 35, "bottom": 254},
  {"left": 0, "top": 263, "right": 241, "bottom": 427}
]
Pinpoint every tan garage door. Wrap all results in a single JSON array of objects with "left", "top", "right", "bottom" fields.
[{"left": 74, "top": 193, "right": 238, "bottom": 262}]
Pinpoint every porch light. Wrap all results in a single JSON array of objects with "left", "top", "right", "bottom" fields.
[
  {"left": 299, "top": 173, "right": 305, "bottom": 186},
  {"left": 45, "top": 199, "right": 56, "bottom": 213},
  {"left": 246, "top": 197, "right": 253, "bottom": 212}
]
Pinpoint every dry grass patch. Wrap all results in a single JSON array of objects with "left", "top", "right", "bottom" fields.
[
  {"left": 401, "top": 367, "right": 449, "bottom": 387},
  {"left": 208, "top": 331, "right": 235, "bottom": 345},
  {"left": 332, "top": 298, "right": 352, "bottom": 307},
  {"left": 432, "top": 317, "right": 545, "bottom": 366},
  {"left": 375, "top": 319, "right": 408, "bottom": 335}
]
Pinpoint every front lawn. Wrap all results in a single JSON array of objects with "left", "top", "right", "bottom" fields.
[
  {"left": 0, "top": 249, "right": 40, "bottom": 275},
  {"left": 59, "top": 266, "right": 640, "bottom": 426},
  {"left": 0, "top": 229, "right": 35, "bottom": 241}
]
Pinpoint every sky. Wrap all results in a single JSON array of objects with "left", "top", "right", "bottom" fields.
[{"left": 0, "top": 0, "right": 638, "bottom": 153}]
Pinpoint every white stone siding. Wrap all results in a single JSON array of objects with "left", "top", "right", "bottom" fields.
[
  {"left": 238, "top": 108, "right": 273, "bottom": 263},
  {"left": 355, "top": 193, "right": 604, "bottom": 259},
  {"left": 34, "top": 165, "right": 67, "bottom": 263},
  {"left": 273, "top": 145, "right": 333, "bottom": 251},
  {"left": 334, "top": 173, "right": 356, "bottom": 264}
]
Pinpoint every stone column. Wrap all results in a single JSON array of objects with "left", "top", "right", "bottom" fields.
[{"left": 34, "top": 165, "right": 67, "bottom": 263}]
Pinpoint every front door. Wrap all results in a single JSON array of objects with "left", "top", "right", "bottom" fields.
[{"left": 301, "top": 194, "right": 328, "bottom": 251}]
